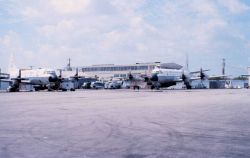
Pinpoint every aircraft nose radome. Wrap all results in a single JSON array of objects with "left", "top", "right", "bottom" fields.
[
  {"left": 49, "top": 76, "right": 58, "bottom": 82},
  {"left": 151, "top": 74, "right": 158, "bottom": 81}
]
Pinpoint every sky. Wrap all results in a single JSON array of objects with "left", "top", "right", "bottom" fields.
[{"left": 0, "top": 0, "right": 250, "bottom": 76}]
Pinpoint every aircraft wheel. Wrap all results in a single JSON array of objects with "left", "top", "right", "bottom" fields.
[
  {"left": 187, "top": 85, "right": 192, "bottom": 89},
  {"left": 61, "top": 88, "right": 67, "bottom": 91},
  {"left": 133, "top": 86, "right": 140, "bottom": 90},
  {"left": 151, "top": 85, "right": 155, "bottom": 90}
]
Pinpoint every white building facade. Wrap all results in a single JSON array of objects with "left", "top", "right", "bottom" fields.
[{"left": 78, "top": 62, "right": 183, "bottom": 80}]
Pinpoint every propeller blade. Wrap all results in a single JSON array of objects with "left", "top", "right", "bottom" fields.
[
  {"left": 75, "top": 68, "right": 78, "bottom": 77},
  {"left": 128, "top": 72, "right": 133, "bottom": 80},
  {"left": 59, "top": 69, "right": 62, "bottom": 78},
  {"left": 200, "top": 68, "right": 207, "bottom": 80},
  {"left": 181, "top": 72, "right": 186, "bottom": 81},
  {"left": 18, "top": 69, "right": 21, "bottom": 78}
]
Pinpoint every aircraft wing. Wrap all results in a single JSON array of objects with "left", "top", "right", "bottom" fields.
[
  {"left": 1, "top": 79, "right": 33, "bottom": 84},
  {"left": 171, "top": 76, "right": 201, "bottom": 82},
  {"left": 208, "top": 75, "right": 228, "bottom": 80},
  {"left": 190, "top": 77, "right": 202, "bottom": 81},
  {"left": 172, "top": 78, "right": 183, "bottom": 82},
  {"left": 20, "top": 80, "right": 33, "bottom": 84},
  {"left": 0, "top": 79, "right": 12, "bottom": 83},
  {"left": 190, "top": 69, "right": 209, "bottom": 74}
]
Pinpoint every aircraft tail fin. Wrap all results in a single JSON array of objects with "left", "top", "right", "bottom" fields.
[{"left": 8, "top": 53, "right": 19, "bottom": 78}]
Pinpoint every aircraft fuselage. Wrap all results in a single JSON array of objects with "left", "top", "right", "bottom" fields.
[{"left": 150, "top": 68, "right": 190, "bottom": 89}]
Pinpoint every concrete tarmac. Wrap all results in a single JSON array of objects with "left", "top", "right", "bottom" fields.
[{"left": 0, "top": 89, "right": 250, "bottom": 158}]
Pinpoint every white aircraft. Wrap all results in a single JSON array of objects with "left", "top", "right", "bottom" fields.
[
  {"left": 127, "top": 63, "right": 227, "bottom": 90},
  {"left": 14, "top": 68, "right": 57, "bottom": 84},
  {"left": 1, "top": 54, "right": 87, "bottom": 92},
  {"left": 3, "top": 68, "right": 60, "bottom": 92},
  {"left": 0, "top": 54, "right": 67, "bottom": 92},
  {"left": 146, "top": 65, "right": 203, "bottom": 89},
  {"left": 145, "top": 64, "right": 229, "bottom": 89}
]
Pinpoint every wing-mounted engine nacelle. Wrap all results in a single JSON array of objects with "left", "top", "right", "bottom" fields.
[
  {"left": 48, "top": 75, "right": 58, "bottom": 82},
  {"left": 128, "top": 73, "right": 134, "bottom": 80},
  {"left": 150, "top": 73, "right": 158, "bottom": 82},
  {"left": 200, "top": 68, "right": 209, "bottom": 80},
  {"left": 8, "top": 69, "right": 28, "bottom": 92}
]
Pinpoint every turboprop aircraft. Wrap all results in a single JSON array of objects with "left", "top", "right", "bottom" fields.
[
  {"left": 144, "top": 65, "right": 202, "bottom": 89},
  {"left": 0, "top": 68, "right": 62, "bottom": 92},
  {"left": 127, "top": 64, "right": 226, "bottom": 90}
]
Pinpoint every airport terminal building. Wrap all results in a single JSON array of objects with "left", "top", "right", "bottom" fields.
[{"left": 75, "top": 62, "right": 183, "bottom": 80}]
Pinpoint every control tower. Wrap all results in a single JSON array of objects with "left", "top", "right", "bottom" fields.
[{"left": 65, "top": 58, "right": 73, "bottom": 71}]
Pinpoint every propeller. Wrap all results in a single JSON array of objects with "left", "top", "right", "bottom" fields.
[
  {"left": 71, "top": 68, "right": 81, "bottom": 81},
  {"left": 128, "top": 72, "right": 133, "bottom": 80},
  {"left": 57, "top": 69, "right": 64, "bottom": 83},
  {"left": 75, "top": 68, "right": 79, "bottom": 77},
  {"left": 16, "top": 69, "right": 22, "bottom": 82},
  {"left": 200, "top": 68, "right": 208, "bottom": 80},
  {"left": 70, "top": 68, "right": 84, "bottom": 89},
  {"left": 181, "top": 70, "right": 192, "bottom": 89},
  {"left": 9, "top": 69, "right": 26, "bottom": 92},
  {"left": 144, "top": 76, "right": 149, "bottom": 82},
  {"left": 48, "top": 69, "right": 65, "bottom": 91},
  {"left": 150, "top": 73, "right": 158, "bottom": 82},
  {"left": 181, "top": 72, "right": 187, "bottom": 81}
]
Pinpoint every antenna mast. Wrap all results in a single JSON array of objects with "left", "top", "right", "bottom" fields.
[
  {"left": 68, "top": 58, "right": 71, "bottom": 68},
  {"left": 66, "top": 58, "right": 72, "bottom": 71},
  {"left": 222, "top": 58, "right": 225, "bottom": 75},
  {"left": 185, "top": 54, "right": 189, "bottom": 71}
]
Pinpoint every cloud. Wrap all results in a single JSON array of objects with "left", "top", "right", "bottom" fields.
[
  {"left": 21, "top": 6, "right": 41, "bottom": 19},
  {"left": 38, "top": 19, "right": 76, "bottom": 37},
  {"left": 219, "top": 0, "right": 250, "bottom": 14},
  {"left": 0, "top": 31, "right": 21, "bottom": 52},
  {"left": 0, "top": 0, "right": 249, "bottom": 75},
  {"left": 49, "top": 0, "right": 90, "bottom": 15},
  {"left": 0, "top": 31, "right": 35, "bottom": 71}
]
